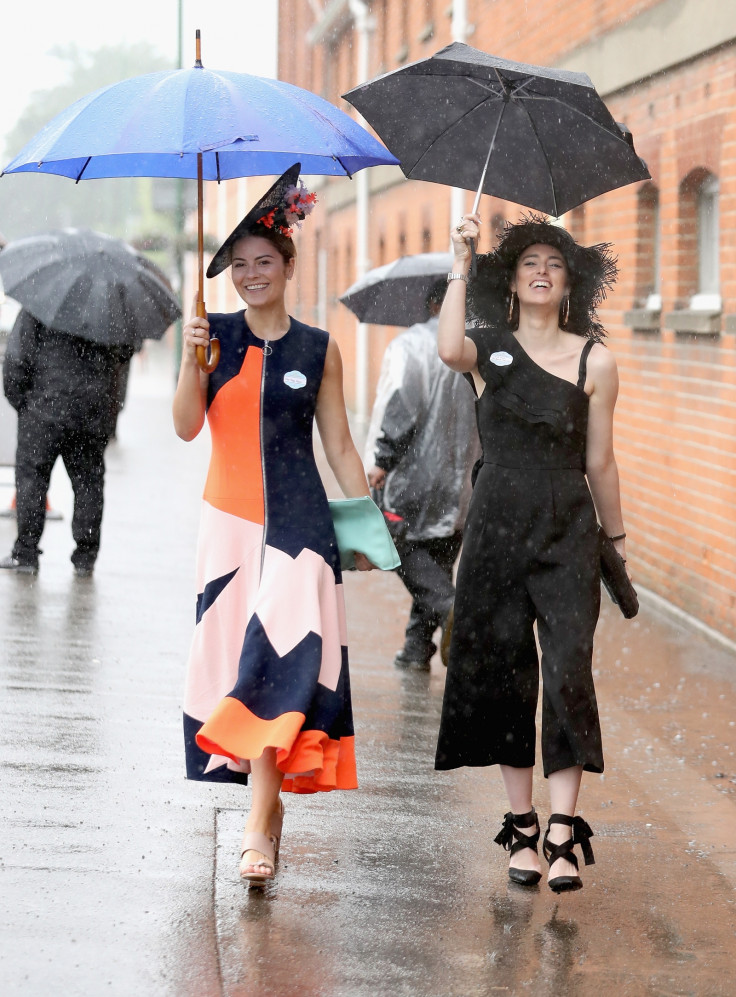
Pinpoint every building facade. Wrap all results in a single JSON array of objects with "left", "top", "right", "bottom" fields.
[{"left": 202, "top": 0, "right": 736, "bottom": 641}]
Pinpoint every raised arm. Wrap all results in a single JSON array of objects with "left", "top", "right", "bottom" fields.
[
  {"left": 585, "top": 344, "right": 627, "bottom": 564},
  {"left": 437, "top": 213, "right": 479, "bottom": 374},
  {"left": 173, "top": 297, "right": 210, "bottom": 441}
]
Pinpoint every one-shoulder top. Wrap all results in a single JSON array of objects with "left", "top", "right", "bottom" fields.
[{"left": 467, "top": 328, "right": 595, "bottom": 471}]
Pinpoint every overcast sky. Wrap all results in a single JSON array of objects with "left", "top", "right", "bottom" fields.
[{"left": 1, "top": 0, "right": 278, "bottom": 147}]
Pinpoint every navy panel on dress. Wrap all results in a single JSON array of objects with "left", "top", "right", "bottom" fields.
[{"left": 234, "top": 614, "right": 324, "bottom": 721}]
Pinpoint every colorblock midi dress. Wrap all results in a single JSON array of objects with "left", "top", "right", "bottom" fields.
[
  {"left": 435, "top": 328, "right": 603, "bottom": 778},
  {"left": 182, "top": 311, "right": 357, "bottom": 794}
]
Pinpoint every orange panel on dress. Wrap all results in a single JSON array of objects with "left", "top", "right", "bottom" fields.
[
  {"left": 204, "top": 345, "right": 265, "bottom": 524},
  {"left": 195, "top": 697, "right": 357, "bottom": 794}
]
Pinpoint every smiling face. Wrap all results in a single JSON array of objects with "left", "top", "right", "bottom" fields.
[
  {"left": 230, "top": 234, "right": 295, "bottom": 308},
  {"left": 511, "top": 243, "right": 570, "bottom": 309}
]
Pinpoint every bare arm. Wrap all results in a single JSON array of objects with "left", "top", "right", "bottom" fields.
[
  {"left": 172, "top": 297, "right": 210, "bottom": 441},
  {"left": 315, "top": 337, "right": 374, "bottom": 570},
  {"left": 585, "top": 344, "right": 627, "bottom": 562},
  {"left": 315, "top": 337, "right": 371, "bottom": 498},
  {"left": 437, "top": 213, "right": 479, "bottom": 375}
]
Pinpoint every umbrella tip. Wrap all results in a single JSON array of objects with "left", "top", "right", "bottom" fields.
[{"left": 194, "top": 29, "right": 203, "bottom": 69}]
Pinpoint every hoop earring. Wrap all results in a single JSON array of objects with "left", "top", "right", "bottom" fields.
[
  {"left": 507, "top": 291, "right": 516, "bottom": 324},
  {"left": 561, "top": 295, "right": 570, "bottom": 327}
]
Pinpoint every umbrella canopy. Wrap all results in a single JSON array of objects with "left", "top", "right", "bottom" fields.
[
  {"left": 343, "top": 42, "right": 650, "bottom": 217},
  {"left": 2, "top": 64, "right": 398, "bottom": 183},
  {"left": 340, "top": 252, "right": 453, "bottom": 327},
  {"left": 0, "top": 228, "right": 181, "bottom": 347},
  {"left": 2, "top": 32, "right": 399, "bottom": 370}
]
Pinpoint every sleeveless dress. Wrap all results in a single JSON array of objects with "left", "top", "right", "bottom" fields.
[
  {"left": 182, "top": 311, "right": 357, "bottom": 794},
  {"left": 435, "top": 328, "right": 603, "bottom": 778}
]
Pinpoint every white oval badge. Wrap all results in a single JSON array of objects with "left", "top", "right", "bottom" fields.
[
  {"left": 284, "top": 370, "right": 307, "bottom": 390},
  {"left": 490, "top": 351, "right": 513, "bottom": 366}
]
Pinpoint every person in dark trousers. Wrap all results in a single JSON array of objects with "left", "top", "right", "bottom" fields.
[
  {"left": 435, "top": 212, "right": 628, "bottom": 895},
  {"left": 366, "top": 281, "right": 479, "bottom": 670},
  {"left": 1, "top": 309, "right": 131, "bottom": 576}
]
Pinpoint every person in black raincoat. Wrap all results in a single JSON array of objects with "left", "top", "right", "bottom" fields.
[
  {"left": 1, "top": 309, "right": 132, "bottom": 575},
  {"left": 365, "top": 280, "right": 480, "bottom": 670}
]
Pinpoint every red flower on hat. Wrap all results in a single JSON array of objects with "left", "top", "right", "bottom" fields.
[{"left": 256, "top": 180, "right": 317, "bottom": 238}]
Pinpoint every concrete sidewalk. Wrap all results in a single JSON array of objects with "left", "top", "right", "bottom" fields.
[{"left": 1, "top": 341, "right": 735, "bottom": 996}]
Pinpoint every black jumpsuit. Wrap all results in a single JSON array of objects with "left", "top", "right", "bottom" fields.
[{"left": 435, "top": 328, "right": 603, "bottom": 777}]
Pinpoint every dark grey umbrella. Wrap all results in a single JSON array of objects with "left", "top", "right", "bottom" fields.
[
  {"left": 343, "top": 42, "right": 650, "bottom": 218},
  {"left": 340, "top": 252, "right": 453, "bottom": 326},
  {"left": 0, "top": 228, "right": 181, "bottom": 347}
]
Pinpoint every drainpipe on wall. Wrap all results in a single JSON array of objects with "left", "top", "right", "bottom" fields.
[
  {"left": 450, "top": 0, "right": 468, "bottom": 238},
  {"left": 348, "top": 0, "right": 373, "bottom": 425}
]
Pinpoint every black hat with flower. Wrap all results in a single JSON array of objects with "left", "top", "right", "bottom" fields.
[
  {"left": 206, "top": 162, "right": 317, "bottom": 278},
  {"left": 467, "top": 213, "right": 618, "bottom": 341}
]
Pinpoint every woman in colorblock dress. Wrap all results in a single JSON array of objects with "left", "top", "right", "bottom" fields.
[{"left": 173, "top": 165, "right": 374, "bottom": 886}]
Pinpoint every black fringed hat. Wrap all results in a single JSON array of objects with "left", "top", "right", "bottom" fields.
[
  {"left": 467, "top": 214, "right": 618, "bottom": 340},
  {"left": 206, "top": 162, "right": 317, "bottom": 278}
]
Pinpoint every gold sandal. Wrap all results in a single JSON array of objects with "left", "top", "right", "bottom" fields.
[{"left": 240, "top": 831, "right": 276, "bottom": 886}]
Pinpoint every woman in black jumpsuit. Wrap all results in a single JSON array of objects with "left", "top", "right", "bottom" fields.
[{"left": 435, "top": 214, "right": 627, "bottom": 893}]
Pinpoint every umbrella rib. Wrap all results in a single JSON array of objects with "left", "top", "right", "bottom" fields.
[
  {"left": 74, "top": 157, "right": 92, "bottom": 183},
  {"left": 517, "top": 108, "right": 559, "bottom": 217},
  {"left": 334, "top": 156, "right": 353, "bottom": 178},
  {"left": 515, "top": 92, "right": 626, "bottom": 141},
  {"left": 408, "top": 97, "right": 503, "bottom": 174}
]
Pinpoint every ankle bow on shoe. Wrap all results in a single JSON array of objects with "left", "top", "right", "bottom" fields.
[
  {"left": 570, "top": 815, "right": 595, "bottom": 867},
  {"left": 494, "top": 808, "right": 542, "bottom": 887},
  {"left": 543, "top": 813, "right": 595, "bottom": 894}
]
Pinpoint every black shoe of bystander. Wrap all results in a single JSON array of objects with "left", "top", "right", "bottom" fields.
[
  {"left": 0, "top": 554, "right": 38, "bottom": 574},
  {"left": 393, "top": 649, "right": 431, "bottom": 671}
]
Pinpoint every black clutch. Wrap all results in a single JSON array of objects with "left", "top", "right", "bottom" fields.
[{"left": 598, "top": 527, "right": 638, "bottom": 619}]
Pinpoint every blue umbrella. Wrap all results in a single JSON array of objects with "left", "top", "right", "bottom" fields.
[{"left": 2, "top": 32, "right": 398, "bottom": 369}]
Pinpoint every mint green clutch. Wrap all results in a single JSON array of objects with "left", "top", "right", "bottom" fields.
[{"left": 328, "top": 496, "right": 401, "bottom": 571}]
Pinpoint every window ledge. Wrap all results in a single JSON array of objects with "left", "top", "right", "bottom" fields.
[
  {"left": 623, "top": 308, "right": 661, "bottom": 332},
  {"left": 664, "top": 310, "right": 721, "bottom": 335},
  {"left": 395, "top": 43, "right": 409, "bottom": 64}
]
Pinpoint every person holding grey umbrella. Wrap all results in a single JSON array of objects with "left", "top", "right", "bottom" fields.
[{"left": 365, "top": 279, "right": 479, "bottom": 670}]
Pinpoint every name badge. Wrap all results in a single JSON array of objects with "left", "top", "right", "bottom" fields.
[
  {"left": 490, "top": 351, "right": 513, "bottom": 366},
  {"left": 284, "top": 370, "right": 307, "bottom": 390}
]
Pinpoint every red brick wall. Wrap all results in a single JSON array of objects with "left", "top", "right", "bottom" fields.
[{"left": 267, "top": 0, "right": 736, "bottom": 641}]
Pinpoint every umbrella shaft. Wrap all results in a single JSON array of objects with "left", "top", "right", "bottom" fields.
[
  {"left": 197, "top": 152, "right": 204, "bottom": 308},
  {"left": 472, "top": 105, "right": 506, "bottom": 215}
]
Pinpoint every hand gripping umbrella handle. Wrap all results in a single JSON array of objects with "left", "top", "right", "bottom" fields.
[{"left": 194, "top": 299, "right": 220, "bottom": 373}]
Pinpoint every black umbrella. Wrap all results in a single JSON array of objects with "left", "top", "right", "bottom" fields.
[
  {"left": 340, "top": 252, "right": 454, "bottom": 327},
  {"left": 343, "top": 43, "right": 650, "bottom": 218},
  {"left": 0, "top": 228, "right": 181, "bottom": 347}
]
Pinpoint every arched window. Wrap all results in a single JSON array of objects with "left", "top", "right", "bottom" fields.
[
  {"left": 421, "top": 206, "right": 432, "bottom": 253},
  {"left": 697, "top": 175, "right": 719, "bottom": 299},
  {"left": 635, "top": 184, "right": 660, "bottom": 310},
  {"left": 677, "top": 169, "right": 720, "bottom": 311}
]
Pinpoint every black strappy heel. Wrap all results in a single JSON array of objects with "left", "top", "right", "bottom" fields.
[
  {"left": 542, "top": 814, "right": 595, "bottom": 894},
  {"left": 494, "top": 807, "right": 542, "bottom": 886}
]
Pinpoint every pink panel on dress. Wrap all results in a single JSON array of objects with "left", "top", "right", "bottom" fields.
[
  {"left": 255, "top": 544, "right": 346, "bottom": 693},
  {"left": 183, "top": 502, "right": 263, "bottom": 721}
]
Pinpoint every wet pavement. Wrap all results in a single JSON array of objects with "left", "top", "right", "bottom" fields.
[{"left": 1, "top": 341, "right": 735, "bottom": 996}]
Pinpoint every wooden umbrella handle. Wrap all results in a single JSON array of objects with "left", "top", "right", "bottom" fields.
[
  {"left": 193, "top": 137, "right": 219, "bottom": 373},
  {"left": 195, "top": 299, "right": 219, "bottom": 372},
  {"left": 195, "top": 339, "right": 220, "bottom": 373}
]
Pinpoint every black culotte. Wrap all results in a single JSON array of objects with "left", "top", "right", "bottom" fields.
[{"left": 435, "top": 329, "right": 604, "bottom": 777}]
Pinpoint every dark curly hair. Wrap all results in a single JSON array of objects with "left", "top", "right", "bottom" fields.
[{"left": 466, "top": 214, "right": 618, "bottom": 341}]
